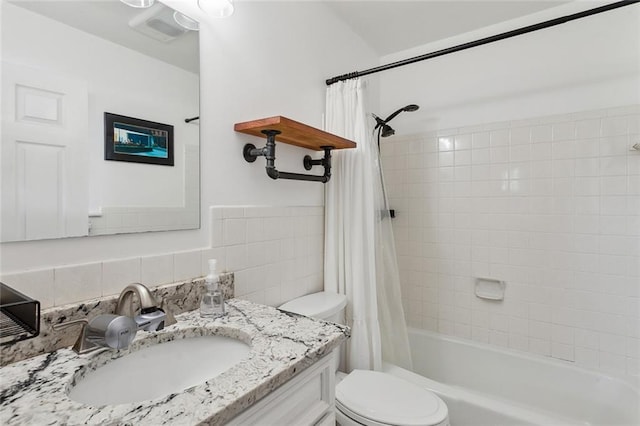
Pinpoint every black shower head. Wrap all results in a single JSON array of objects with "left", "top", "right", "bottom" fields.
[
  {"left": 373, "top": 104, "right": 420, "bottom": 138},
  {"left": 381, "top": 124, "right": 395, "bottom": 138},
  {"left": 382, "top": 104, "right": 420, "bottom": 124}
]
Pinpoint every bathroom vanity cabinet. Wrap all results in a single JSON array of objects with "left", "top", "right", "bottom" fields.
[
  {"left": 0, "top": 299, "right": 347, "bottom": 425},
  {"left": 228, "top": 353, "right": 336, "bottom": 425}
]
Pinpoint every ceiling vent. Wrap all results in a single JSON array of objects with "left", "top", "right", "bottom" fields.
[{"left": 128, "top": 3, "right": 187, "bottom": 43}]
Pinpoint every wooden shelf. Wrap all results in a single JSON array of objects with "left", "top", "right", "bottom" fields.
[{"left": 234, "top": 116, "right": 356, "bottom": 151}]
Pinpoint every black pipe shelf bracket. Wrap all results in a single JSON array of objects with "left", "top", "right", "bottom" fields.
[
  {"left": 235, "top": 116, "right": 356, "bottom": 184},
  {"left": 243, "top": 130, "right": 334, "bottom": 183}
]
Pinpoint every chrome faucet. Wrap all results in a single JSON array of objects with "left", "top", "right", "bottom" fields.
[
  {"left": 53, "top": 314, "right": 138, "bottom": 354},
  {"left": 115, "top": 283, "right": 175, "bottom": 331}
]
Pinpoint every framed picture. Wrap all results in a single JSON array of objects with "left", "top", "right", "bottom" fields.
[{"left": 104, "top": 113, "right": 174, "bottom": 166}]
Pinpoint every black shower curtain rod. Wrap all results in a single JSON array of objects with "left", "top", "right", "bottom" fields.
[{"left": 325, "top": 0, "right": 639, "bottom": 86}]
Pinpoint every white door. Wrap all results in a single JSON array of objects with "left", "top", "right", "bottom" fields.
[{"left": 1, "top": 61, "right": 89, "bottom": 241}]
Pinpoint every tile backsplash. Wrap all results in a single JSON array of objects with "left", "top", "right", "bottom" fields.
[
  {"left": 381, "top": 105, "right": 639, "bottom": 378},
  {"left": 209, "top": 206, "right": 324, "bottom": 307},
  {"left": 0, "top": 274, "right": 234, "bottom": 366},
  {"left": 0, "top": 206, "right": 323, "bottom": 310},
  {"left": 1, "top": 248, "right": 217, "bottom": 309}
]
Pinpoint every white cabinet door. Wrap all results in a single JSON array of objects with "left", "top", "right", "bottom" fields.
[
  {"left": 1, "top": 62, "right": 89, "bottom": 241},
  {"left": 228, "top": 355, "right": 335, "bottom": 426}
]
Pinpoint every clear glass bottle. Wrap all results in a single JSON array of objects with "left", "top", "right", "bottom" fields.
[{"left": 200, "top": 259, "right": 225, "bottom": 318}]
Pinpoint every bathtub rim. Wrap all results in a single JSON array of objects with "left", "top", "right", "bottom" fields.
[
  {"left": 406, "top": 326, "right": 639, "bottom": 392},
  {"left": 382, "top": 362, "right": 590, "bottom": 426}
]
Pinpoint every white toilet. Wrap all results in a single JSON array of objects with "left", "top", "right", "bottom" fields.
[{"left": 279, "top": 292, "right": 450, "bottom": 426}]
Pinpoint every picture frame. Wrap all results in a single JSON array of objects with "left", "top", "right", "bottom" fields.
[{"left": 104, "top": 113, "right": 174, "bottom": 166}]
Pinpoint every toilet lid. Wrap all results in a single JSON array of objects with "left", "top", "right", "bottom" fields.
[
  {"left": 278, "top": 292, "right": 347, "bottom": 319},
  {"left": 336, "top": 370, "right": 448, "bottom": 426}
]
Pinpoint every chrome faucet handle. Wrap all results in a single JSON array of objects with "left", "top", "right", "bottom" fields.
[
  {"left": 53, "top": 319, "right": 92, "bottom": 353},
  {"left": 53, "top": 318, "right": 87, "bottom": 330},
  {"left": 87, "top": 314, "right": 138, "bottom": 349},
  {"left": 159, "top": 295, "right": 179, "bottom": 327},
  {"left": 53, "top": 315, "right": 138, "bottom": 354}
]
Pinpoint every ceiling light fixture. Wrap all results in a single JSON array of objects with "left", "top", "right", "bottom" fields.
[
  {"left": 173, "top": 11, "right": 199, "bottom": 31},
  {"left": 120, "top": 0, "right": 155, "bottom": 8},
  {"left": 198, "top": 0, "right": 234, "bottom": 18}
]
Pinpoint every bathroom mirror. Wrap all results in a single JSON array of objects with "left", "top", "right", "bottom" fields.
[{"left": 1, "top": 0, "right": 200, "bottom": 242}]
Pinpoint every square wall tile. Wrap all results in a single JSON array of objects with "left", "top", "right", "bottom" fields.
[
  {"left": 246, "top": 218, "right": 265, "bottom": 243},
  {"left": 174, "top": 250, "right": 203, "bottom": 281},
  {"left": 141, "top": 254, "right": 174, "bottom": 286},
  {"left": 102, "top": 257, "right": 141, "bottom": 297},
  {"left": 54, "top": 263, "right": 102, "bottom": 305},
  {"left": 601, "top": 116, "right": 628, "bottom": 136},
  {"left": 576, "top": 119, "right": 601, "bottom": 138},
  {"left": 472, "top": 132, "right": 490, "bottom": 149},
  {"left": 552, "top": 122, "right": 576, "bottom": 141},
  {"left": 201, "top": 248, "right": 227, "bottom": 273},
  {"left": 531, "top": 125, "right": 552, "bottom": 143},
  {"left": 454, "top": 134, "right": 472, "bottom": 150},
  {"left": 226, "top": 245, "right": 248, "bottom": 271},
  {"left": 510, "top": 127, "right": 531, "bottom": 144},
  {"left": 1, "top": 269, "right": 55, "bottom": 309},
  {"left": 490, "top": 129, "right": 510, "bottom": 146},
  {"left": 223, "top": 218, "right": 247, "bottom": 246}
]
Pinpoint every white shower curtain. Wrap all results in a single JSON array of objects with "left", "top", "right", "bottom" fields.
[{"left": 324, "top": 78, "right": 412, "bottom": 372}]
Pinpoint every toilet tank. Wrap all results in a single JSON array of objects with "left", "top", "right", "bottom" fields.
[
  {"left": 279, "top": 291, "right": 348, "bottom": 373},
  {"left": 278, "top": 292, "right": 347, "bottom": 323}
]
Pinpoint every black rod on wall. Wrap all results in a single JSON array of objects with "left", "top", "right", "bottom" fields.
[{"left": 326, "top": 0, "right": 639, "bottom": 86}]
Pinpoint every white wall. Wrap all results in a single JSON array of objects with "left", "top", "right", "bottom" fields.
[
  {"left": 0, "top": 1, "right": 377, "bottom": 274},
  {"left": 377, "top": 3, "right": 640, "bottom": 378},
  {"left": 195, "top": 0, "right": 379, "bottom": 207},
  {"left": 378, "top": 2, "right": 640, "bottom": 134}
]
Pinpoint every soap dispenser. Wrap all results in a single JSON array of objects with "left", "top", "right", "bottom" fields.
[{"left": 200, "top": 259, "right": 225, "bottom": 318}]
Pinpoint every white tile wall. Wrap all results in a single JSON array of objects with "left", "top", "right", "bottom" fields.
[
  {"left": 0, "top": 206, "right": 323, "bottom": 311},
  {"left": 53, "top": 263, "right": 102, "bottom": 306},
  {"left": 0, "top": 206, "right": 324, "bottom": 310},
  {"left": 382, "top": 105, "right": 640, "bottom": 378},
  {"left": 0, "top": 269, "right": 55, "bottom": 308},
  {"left": 101, "top": 257, "right": 141, "bottom": 297},
  {"left": 2, "top": 252, "right": 205, "bottom": 308},
  {"left": 209, "top": 206, "right": 324, "bottom": 306}
]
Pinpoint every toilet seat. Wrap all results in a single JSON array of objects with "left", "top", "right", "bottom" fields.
[{"left": 335, "top": 370, "right": 449, "bottom": 426}]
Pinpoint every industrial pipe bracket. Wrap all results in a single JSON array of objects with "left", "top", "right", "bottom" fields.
[{"left": 242, "top": 130, "right": 333, "bottom": 183}]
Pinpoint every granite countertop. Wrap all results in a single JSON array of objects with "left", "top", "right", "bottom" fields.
[{"left": 0, "top": 299, "right": 349, "bottom": 425}]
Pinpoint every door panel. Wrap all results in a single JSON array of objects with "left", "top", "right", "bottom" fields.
[{"left": 2, "top": 62, "right": 89, "bottom": 241}]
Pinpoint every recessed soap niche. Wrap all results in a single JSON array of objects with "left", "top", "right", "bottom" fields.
[{"left": 475, "top": 278, "right": 506, "bottom": 301}]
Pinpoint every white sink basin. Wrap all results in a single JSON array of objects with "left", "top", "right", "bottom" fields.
[{"left": 69, "top": 335, "right": 251, "bottom": 406}]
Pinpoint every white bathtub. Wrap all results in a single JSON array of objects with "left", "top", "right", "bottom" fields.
[{"left": 383, "top": 328, "right": 639, "bottom": 426}]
